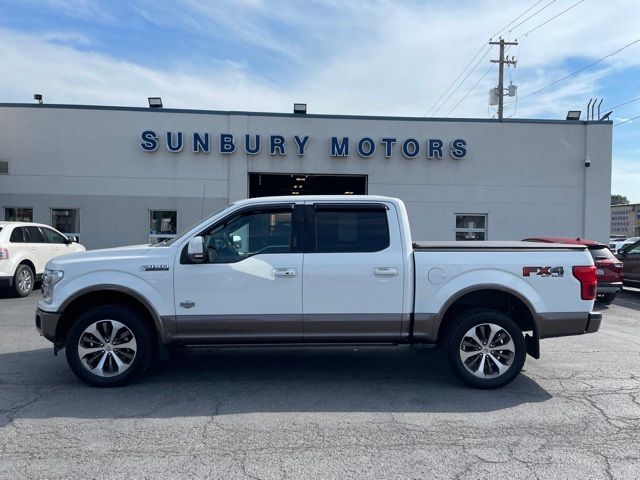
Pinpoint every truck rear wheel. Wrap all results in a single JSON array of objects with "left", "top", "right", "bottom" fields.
[
  {"left": 445, "top": 308, "right": 526, "bottom": 389},
  {"left": 65, "top": 305, "right": 154, "bottom": 387}
]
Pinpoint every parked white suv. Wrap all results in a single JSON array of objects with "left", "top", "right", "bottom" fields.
[{"left": 0, "top": 222, "right": 85, "bottom": 297}]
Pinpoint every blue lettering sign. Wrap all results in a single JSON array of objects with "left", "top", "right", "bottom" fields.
[
  {"left": 245, "top": 134, "right": 260, "bottom": 154},
  {"left": 140, "top": 130, "right": 158, "bottom": 152},
  {"left": 293, "top": 135, "right": 309, "bottom": 156},
  {"left": 357, "top": 137, "right": 375, "bottom": 158},
  {"left": 380, "top": 138, "right": 396, "bottom": 158},
  {"left": 270, "top": 135, "right": 286, "bottom": 155},
  {"left": 331, "top": 137, "right": 349, "bottom": 157},
  {"left": 451, "top": 139, "right": 467, "bottom": 159},
  {"left": 402, "top": 138, "right": 420, "bottom": 159},
  {"left": 166, "top": 132, "right": 183, "bottom": 153},
  {"left": 192, "top": 132, "right": 210, "bottom": 153},
  {"left": 428, "top": 139, "right": 443, "bottom": 159},
  {"left": 220, "top": 134, "right": 236, "bottom": 154}
]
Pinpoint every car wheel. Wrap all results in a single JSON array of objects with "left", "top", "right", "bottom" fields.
[
  {"left": 65, "top": 305, "right": 154, "bottom": 387},
  {"left": 12, "top": 264, "right": 34, "bottom": 297},
  {"left": 445, "top": 308, "right": 526, "bottom": 389},
  {"left": 597, "top": 293, "right": 616, "bottom": 304}
]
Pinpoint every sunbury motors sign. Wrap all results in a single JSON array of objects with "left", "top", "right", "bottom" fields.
[{"left": 139, "top": 131, "right": 468, "bottom": 160}]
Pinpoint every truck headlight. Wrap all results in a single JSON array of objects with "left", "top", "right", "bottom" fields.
[{"left": 42, "top": 269, "right": 64, "bottom": 304}]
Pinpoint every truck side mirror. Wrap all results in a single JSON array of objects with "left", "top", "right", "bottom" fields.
[{"left": 187, "top": 236, "right": 206, "bottom": 263}]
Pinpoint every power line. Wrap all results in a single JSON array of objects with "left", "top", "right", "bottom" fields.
[
  {"left": 424, "top": 44, "right": 489, "bottom": 117},
  {"left": 490, "top": 0, "right": 544, "bottom": 39},
  {"left": 507, "top": 0, "right": 558, "bottom": 34},
  {"left": 445, "top": 65, "right": 496, "bottom": 117},
  {"left": 431, "top": 47, "right": 492, "bottom": 116},
  {"left": 511, "top": 37, "right": 640, "bottom": 104},
  {"left": 518, "top": 0, "right": 584, "bottom": 38},
  {"left": 605, "top": 96, "right": 640, "bottom": 111},
  {"left": 425, "top": 0, "right": 548, "bottom": 117},
  {"left": 614, "top": 114, "right": 640, "bottom": 127}
]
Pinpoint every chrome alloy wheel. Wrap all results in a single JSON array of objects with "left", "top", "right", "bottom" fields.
[
  {"left": 17, "top": 268, "right": 33, "bottom": 293},
  {"left": 77, "top": 320, "right": 137, "bottom": 377},
  {"left": 459, "top": 323, "right": 515, "bottom": 379}
]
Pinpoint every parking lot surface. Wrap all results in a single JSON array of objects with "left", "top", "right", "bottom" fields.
[{"left": 1, "top": 290, "right": 639, "bottom": 479}]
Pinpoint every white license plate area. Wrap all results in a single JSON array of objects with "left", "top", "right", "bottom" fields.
[{"left": 596, "top": 268, "right": 605, "bottom": 275}]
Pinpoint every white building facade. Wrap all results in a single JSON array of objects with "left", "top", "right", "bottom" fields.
[{"left": 0, "top": 104, "right": 612, "bottom": 249}]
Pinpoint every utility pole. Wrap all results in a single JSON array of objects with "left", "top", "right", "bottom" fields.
[{"left": 490, "top": 38, "right": 518, "bottom": 119}]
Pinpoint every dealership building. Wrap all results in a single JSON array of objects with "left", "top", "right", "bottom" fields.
[{"left": 0, "top": 103, "right": 612, "bottom": 249}]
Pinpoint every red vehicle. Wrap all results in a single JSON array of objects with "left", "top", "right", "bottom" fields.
[{"left": 523, "top": 237, "right": 623, "bottom": 304}]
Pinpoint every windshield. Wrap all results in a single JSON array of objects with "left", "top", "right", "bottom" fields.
[{"left": 150, "top": 203, "right": 234, "bottom": 246}]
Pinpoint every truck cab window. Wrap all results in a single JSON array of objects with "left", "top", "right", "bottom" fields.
[
  {"left": 202, "top": 210, "right": 292, "bottom": 263},
  {"left": 314, "top": 208, "right": 389, "bottom": 253}
]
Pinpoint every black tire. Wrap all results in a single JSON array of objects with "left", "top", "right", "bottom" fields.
[
  {"left": 445, "top": 308, "right": 526, "bottom": 389},
  {"left": 597, "top": 293, "right": 616, "bottom": 305},
  {"left": 65, "top": 304, "right": 154, "bottom": 387},
  {"left": 12, "top": 264, "right": 34, "bottom": 297}
]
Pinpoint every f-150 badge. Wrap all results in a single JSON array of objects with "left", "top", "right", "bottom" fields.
[
  {"left": 523, "top": 266, "right": 564, "bottom": 277},
  {"left": 140, "top": 265, "right": 170, "bottom": 272}
]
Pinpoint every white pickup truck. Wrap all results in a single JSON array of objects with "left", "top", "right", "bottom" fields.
[{"left": 36, "top": 196, "right": 601, "bottom": 388}]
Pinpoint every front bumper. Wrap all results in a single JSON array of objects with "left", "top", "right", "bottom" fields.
[
  {"left": 35, "top": 308, "right": 61, "bottom": 343},
  {"left": 597, "top": 282, "right": 623, "bottom": 294}
]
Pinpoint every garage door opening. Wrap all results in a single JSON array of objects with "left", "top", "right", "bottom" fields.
[{"left": 248, "top": 173, "right": 367, "bottom": 198}]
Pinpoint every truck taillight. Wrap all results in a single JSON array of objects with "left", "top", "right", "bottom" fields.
[
  {"left": 572, "top": 265, "right": 597, "bottom": 300},
  {"left": 0, "top": 247, "right": 8, "bottom": 260}
]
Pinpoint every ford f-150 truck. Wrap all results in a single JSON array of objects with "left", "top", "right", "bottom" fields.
[{"left": 35, "top": 196, "right": 601, "bottom": 388}]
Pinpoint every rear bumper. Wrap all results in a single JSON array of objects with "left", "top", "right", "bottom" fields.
[
  {"left": 35, "top": 308, "right": 61, "bottom": 343},
  {"left": 586, "top": 311, "right": 602, "bottom": 333},
  {"left": 0, "top": 276, "right": 13, "bottom": 288},
  {"left": 538, "top": 311, "right": 602, "bottom": 339},
  {"left": 597, "top": 282, "right": 622, "bottom": 294}
]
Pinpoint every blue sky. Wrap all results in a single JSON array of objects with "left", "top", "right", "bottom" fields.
[{"left": 0, "top": 0, "right": 639, "bottom": 201}]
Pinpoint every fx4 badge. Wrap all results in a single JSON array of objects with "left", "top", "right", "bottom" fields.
[
  {"left": 140, "top": 265, "right": 170, "bottom": 272},
  {"left": 523, "top": 266, "right": 564, "bottom": 277}
]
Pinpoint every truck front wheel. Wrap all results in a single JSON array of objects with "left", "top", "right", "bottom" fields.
[
  {"left": 445, "top": 309, "right": 526, "bottom": 389},
  {"left": 65, "top": 305, "right": 154, "bottom": 387}
]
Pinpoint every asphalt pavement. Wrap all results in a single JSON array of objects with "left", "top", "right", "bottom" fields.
[{"left": 1, "top": 289, "right": 639, "bottom": 479}]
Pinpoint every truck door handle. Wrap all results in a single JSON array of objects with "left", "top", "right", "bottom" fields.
[
  {"left": 374, "top": 267, "right": 398, "bottom": 277},
  {"left": 273, "top": 268, "right": 296, "bottom": 277}
]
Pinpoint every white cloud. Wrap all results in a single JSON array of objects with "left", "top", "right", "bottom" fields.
[{"left": 1, "top": 0, "right": 639, "bottom": 201}]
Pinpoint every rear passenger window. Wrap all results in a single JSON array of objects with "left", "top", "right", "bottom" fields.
[
  {"left": 25, "top": 226, "right": 46, "bottom": 243},
  {"left": 10, "top": 227, "right": 25, "bottom": 243},
  {"left": 314, "top": 207, "right": 389, "bottom": 253}
]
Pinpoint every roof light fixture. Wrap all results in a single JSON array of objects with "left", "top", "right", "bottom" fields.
[
  {"left": 566, "top": 110, "right": 581, "bottom": 120},
  {"left": 148, "top": 97, "right": 163, "bottom": 108}
]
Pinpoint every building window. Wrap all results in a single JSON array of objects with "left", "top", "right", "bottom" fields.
[
  {"left": 455, "top": 214, "right": 487, "bottom": 241},
  {"left": 150, "top": 210, "right": 177, "bottom": 244},
  {"left": 51, "top": 209, "right": 80, "bottom": 242},
  {"left": 4, "top": 207, "right": 33, "bottom": 222}
]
